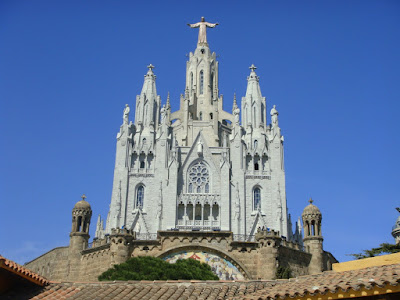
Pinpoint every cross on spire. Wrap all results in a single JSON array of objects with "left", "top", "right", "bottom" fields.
[
  {"left": 147, "top": 64, "right": 155, "bottom": 71},
  {"left": 249, "top": 64, "right": 257, "bottom": 72},
  {"left": 81, "top": 194, "right": 87, "bottom": 201},
  {"left": 309, "top": 197, "right": 313, "bottom": 204}
]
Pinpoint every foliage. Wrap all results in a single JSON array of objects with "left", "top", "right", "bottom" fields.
[
  {"left": 276, "top": 266, "right": 292, "bottom": 279},
  {"left": 349, "top": 243, "right": 400, "bottom": 259},
  {"left": 98, "top": 256, "right": 219, "bottom": 281}
]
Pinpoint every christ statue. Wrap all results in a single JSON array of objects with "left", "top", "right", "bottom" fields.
[{"left": 188, "top": 17, "right": 219, "bottom": 44}]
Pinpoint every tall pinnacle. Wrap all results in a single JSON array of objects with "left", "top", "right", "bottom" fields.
[{"left": 188, "top": 17, "right": 219, "bottom": 45}]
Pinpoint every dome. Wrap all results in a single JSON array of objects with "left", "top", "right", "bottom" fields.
[
  {"left": 73, "top": 195, "right": 91, "bottom": 210},
  {"left": 302, "top": 198, "right": 321, "bottom": 216},
  {"left": 394, "top": 216, "right": 400, "bottom": 229}
]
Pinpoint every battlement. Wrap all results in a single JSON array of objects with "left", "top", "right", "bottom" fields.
[
  {"left": 255, "top": 228, "right": 280, "bottom": 240},
  {"left": 110, "top": 228, "right": 135, "bottom": 236}
]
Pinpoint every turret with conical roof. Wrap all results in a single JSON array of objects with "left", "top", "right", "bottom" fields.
[
  {"left": 302, "top": 198, "right": 324, "bottom": 274},
  {"left": 68, "top": 195, "right": 92, "bottom": 280},
  {"left": 392, "top": 207, "right": 400, "bottom": 244}
]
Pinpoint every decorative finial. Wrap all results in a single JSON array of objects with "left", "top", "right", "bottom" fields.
[
  {"left": 249, "top": 64, "right": 257, "bottom": 72},
  {"left": 81, "top": 194, "right": 87, "bottom": 201},
  {"left": 309, "top": 197, "right": 313, "bottom": 204},
  {"left": 233, "top": 92, "right": 237, "bottom": 107},
  {"left": 147, "top": 64, "right": 155, "bottom": 71}
]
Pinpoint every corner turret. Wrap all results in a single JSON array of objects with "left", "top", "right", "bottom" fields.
[
  {"left": 392, "top": 207, "right": 400, "bottom": 244},
  {"left": 302, "top": 198, "right": 323, "bottom": 274}
]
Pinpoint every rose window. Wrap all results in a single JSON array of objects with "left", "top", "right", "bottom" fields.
[{"left": 188, "top": 162, "right": 210, "bottom": 193}]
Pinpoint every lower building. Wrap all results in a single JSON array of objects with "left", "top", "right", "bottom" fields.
[{"left": 25, "top": 197, "right": 336, "bottom": 281}]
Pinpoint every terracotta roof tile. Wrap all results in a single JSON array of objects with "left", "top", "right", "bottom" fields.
[
  {"left": 3, "top": 263, "right": 400, "bottom": 299},
  {"left": 0, "top": 255, "right": 49, "bottom": 286}
]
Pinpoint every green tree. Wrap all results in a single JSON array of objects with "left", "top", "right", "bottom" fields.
[
  {"left": 98, "top": 256, "right": 219, "bottom": 281},
  {"left": 275, "top": 266, "right": 292, "bottom": 279},
  {"left": 349, "top": 243, "right": 400, "bottom": 259}
]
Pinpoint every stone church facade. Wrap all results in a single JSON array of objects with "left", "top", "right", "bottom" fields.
[{"left": 25, "top": 18, "right": 337, "bottom": 281}]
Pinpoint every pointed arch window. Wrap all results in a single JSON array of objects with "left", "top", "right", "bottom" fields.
[
  {"left": 253, "top": 187, "right": 261, "bottom": 210},
  {"left": 136, "top": 185, "right": 144, "bottom": 208},
  {"left": 199, "top": 70, "right": 204, "bottom": 95},
  {"left": 188, "top": 161, "right": 210, "bottom": 193}
]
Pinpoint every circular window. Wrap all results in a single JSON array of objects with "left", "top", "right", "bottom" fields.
[{"left": 188, "top": 162, "right": 209, "bottom": 193}]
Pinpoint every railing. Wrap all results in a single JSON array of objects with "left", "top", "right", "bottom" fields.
[
  {"left": 233, "top": 234, "right": 255, "bottom": 242},
  {"left": 136, "top": 233, "right": 158, "bottom": 240}
]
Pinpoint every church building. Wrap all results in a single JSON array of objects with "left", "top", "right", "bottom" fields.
[{"left": 25, "top": 18, "right": 337, "bottom": 281}]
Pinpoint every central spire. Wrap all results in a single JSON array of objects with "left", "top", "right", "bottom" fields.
[{"left": 188, "top": 17, "right": 219, "bottom": 45}]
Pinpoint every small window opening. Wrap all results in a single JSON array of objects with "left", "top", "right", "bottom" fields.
[
  {"left": 199, "top": 112, "right": 203, "bottom": 120},
  {"left": 200, "top": 71, "right": 204, "bottom": 94},
  {"left": 254, "top": 163, "right": 259, "bottom": 171},
  {"left": 210, "top": 113, "right": 213, "bottom": 120},
  {"left": 140, "top": 161, "right": 145, "bottom": 169}
]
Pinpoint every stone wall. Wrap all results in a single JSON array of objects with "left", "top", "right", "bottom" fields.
[
  {"left": 278, "top": 246, "right": 311, "bottom": 277},
  {"left": 25, "top": 247, "right": 69, "bottom": 281},
  {"left": 25, "top": 230, "right": 334, "bottom": 282},
  {"left": 80, "top": 245, "right": 111, "bottom": 281}
]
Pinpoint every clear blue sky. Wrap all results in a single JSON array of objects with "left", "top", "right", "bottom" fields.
[{"left": 1, "top": 1, "right": 399, "bottom": 265}]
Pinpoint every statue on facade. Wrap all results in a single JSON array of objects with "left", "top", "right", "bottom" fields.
[
  {"left": 160, "top": 104, "right": 166, "bottom": 125},
  {"left": 270, "top": 105, "right": 278, "bottom": 127},
  {"left": 233, "top": 106, "right": 240, "bottom": 125},
  {"left": 188, "top": 17, "right": 219, "bottom": 44},
  {"left": 123, "top": 104, "right": 130, "bottom": 124}
]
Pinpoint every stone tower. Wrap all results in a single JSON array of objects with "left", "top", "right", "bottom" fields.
[
  {"left": 392, "top": 207, "right": 400, "bottom": 244},
  {"left": 302, "top": 198, "right": 323, "bottom": 274},
  {"left": 68, "top": 195, "right": 92, "bottom": 279}
]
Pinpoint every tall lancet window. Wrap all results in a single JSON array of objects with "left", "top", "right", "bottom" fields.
[
  {"left": 188, "top": 161, "right": 209, "bottom": 193},
  {"left": 199, "top": 70, "right": 204, "bottom": 95},
  {"left": 210, "top": 72, "right": 214, "bottom": 94},
  {"left": 253, "top": 187, "right": 261, "bottom": 210},
  {"left": 136, "top": 185, "right": 144, "bottom": 208},
  {"left": 261, "top": 103, "right": 265, "bottom": 123}
]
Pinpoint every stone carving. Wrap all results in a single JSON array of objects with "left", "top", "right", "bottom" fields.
[
  {"left": 235, "top": 182, "right": 240, "bottom": 220},
  {"left": 123, "top": 104, "right": 130, "bottom": 124},
  {"left": 160, "top": 105, "right": 166, "bottom": 125},
  {"left": 233, "top": 106, "right": 240, "bottom": 125},
  {"left": 270, "top": 105, "right": 278, "bottom": 127},
  {"left": 188, "top": 17, "right": 219, "bottom": 44}
]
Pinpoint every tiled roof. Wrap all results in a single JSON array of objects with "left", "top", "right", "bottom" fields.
[
  {"left": 2, "top": 263, "right": 400, "bottom": 299},
  {"left": 0, "top": 255, "right": 48, "bottom": 286},
  {"left": 3, "top": 281, "right": 275, "bottom": 300},
  {"left": 243, "top": 263, "right": 400, "bottom": 300}
]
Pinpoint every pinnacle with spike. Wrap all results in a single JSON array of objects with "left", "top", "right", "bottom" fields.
[{"left": 166, "top": 92, "right": 170, "bottom": 109}]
